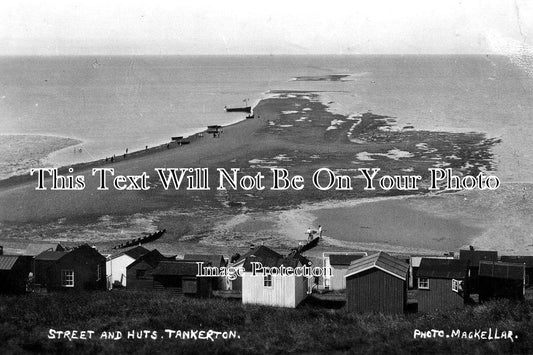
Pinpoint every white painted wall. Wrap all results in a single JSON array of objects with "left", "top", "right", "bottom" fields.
[
  {"left": 106, "top": 254, "right": 135, "bottom": 287},
  {"left": 242, "top": 272, "right": 307, "bottom": 308}
]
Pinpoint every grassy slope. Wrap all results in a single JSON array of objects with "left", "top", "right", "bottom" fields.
[{"left": 1, "top": 291, "right": 532, "bottom": 354}]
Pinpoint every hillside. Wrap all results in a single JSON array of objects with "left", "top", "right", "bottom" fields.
[{"left": 1, "top": 290, "right": 531, "bottom": 354}]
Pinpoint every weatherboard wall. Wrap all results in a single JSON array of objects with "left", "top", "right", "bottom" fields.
[
  {"left": 417, "top": 278, "right": 464, "bottom": 313},
  {"left": 346, "top": 268, "right": 406, "bottom": 314},
  {"left": 242, "top": 272, "right": 307, "bottom": 308}
]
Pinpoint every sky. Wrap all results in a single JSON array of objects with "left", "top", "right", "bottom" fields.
[{"left": 0, "top": 0, "right": 532, "bottom": 55}]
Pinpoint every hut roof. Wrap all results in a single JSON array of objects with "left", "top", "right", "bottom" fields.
[
  {"left": 500, "top": 256, "right": 533, "bottom": 268},
  {"left": 233, "top": 245, "right": 282, "bottom": 265},
  {"left": 25, "top": 243, "right": 64, "bottom": 256},
  {"left": 152, "top": 261, "right": 199, "bottom": 276},
  {"left": 479, "top": 261, "right": 525, "bottom": 281},
  {"left": 410, "top": 256, "right": 454, "bottom": 268},
  {"left": 122, "top": 246, "right": 151, "bottom": 260},
  {"left": 345, "top": 252, "right": 408, "bottom": 280},
  {"left": 234, "top": 245, "right": 310, "bottom": 272},
  {"left": 0, "top": 255, "right": 20, "bottom": 270},
  {"left": 127, "top": 249, "right": 169, "bottom": 269},
  {"left": 183, "top": 254, "right": 226, "bottom": 267},
  {"left": 459, "top": 249, "right": 498, "bottom": 265},
  {"left": 328, "top": 254, "right": 365, "bottom": 266},
  {"left": 35, "top": 251, "right": 67, "bottom": 261},
  {"left": 417, "top": 259, "right": 468, "bottom": 279}
]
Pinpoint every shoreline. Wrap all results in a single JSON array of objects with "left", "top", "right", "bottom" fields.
[{"left": 0, "top": 105, "right": 258, "bottom": 190}]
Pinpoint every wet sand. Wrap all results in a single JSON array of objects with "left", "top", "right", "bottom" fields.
[{"left": 0, "top": 90, "right": 514, "bottom": 255}]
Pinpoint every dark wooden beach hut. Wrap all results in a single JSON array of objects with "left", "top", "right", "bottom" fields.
[
  {"left": 416, "top": 258, "right": 469, "bottom": 313},
  {"left": 152, "top": 261, "right": 213, "bottom": 297},
  {"left": 500, "top": 255, "right": 533, "bottom": 288},
  {"left": 126, "top": 249, "right": 173, "bottom": 289},
  {"left": 183, "top": 254, "right": 227, "bottom": 290},
  {"left": 459, "top": 248, "right": 498, "bottom": 293},
  {"left": 408, "top": 255, "right": 455, "bottom": 289},
  {"left": 344, "top": 252, "right": 408, "bottom": 314},
  {"left": 35, "top": 244, "right": 106, "bottom": 291},
  {"left": 0, "top": 255, "right": 33, "bottom": 294},
  {"left": 478, "top": 261, "right": 525, "bottom": 302}
]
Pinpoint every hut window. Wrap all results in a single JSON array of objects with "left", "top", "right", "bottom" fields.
[
  {"left": 418, "top": 278, "right": 429, "bottom": 290},
  {"left": 452, "top": 279, "right": 462, "bottom": 292},
  {"left": 264, "top": 274, "right": 272, "bottom": 287},
  {"left": 136, "top": 270, "right": 146, "bottom": 279},
  {"left": 61, "top": 270, "right": 75, "bottom": 287}
]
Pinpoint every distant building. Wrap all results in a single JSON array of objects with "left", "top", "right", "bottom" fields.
[
  {"left": 416, "top": 258, "right": 469, "bottom": 313},
  {"left": 322, "top": 252, "right": 367, "bottom": 290},
  {"left": 478, "top": 261, "right": 525, "bottom": 302},
  {"left": 0, "top": 255, "right": 33, "bottom": 294},
  {"left": 500, "top": 256, "right": 533, "bottom": 288},
  {"left": 345, "top": 252, "right": 409, "bottom": 314},
  {"left": 241, "top": 245, "right": 311, "bottom": 308},
  {"left": 34, "top": 244, "right": 106, "bottom": 291},
  {"left": 106, "top": 246, "right": 150, "bottom": 288},
  {"left": 126, "top": 249, "right": 174, "bottom": 290},
  {"left": 25, "top": 243, "right": 64, "bottom": 256}
]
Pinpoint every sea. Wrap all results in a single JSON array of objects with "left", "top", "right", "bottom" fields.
[{"left": 1, "top": 55, "right": 532, "bottom": 182}]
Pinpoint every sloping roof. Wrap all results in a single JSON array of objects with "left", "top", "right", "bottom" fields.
[
  {"left": 329, "top": 254, "right": 364, "bottom": 266},
  {"left": 152, "top": 261, "right": 199, "bottom": 276},
  {"left": 417, "top": 259, "right": 468, "bottom": 279},
  {"left": 233, "top": 245, "right": 283, "bottom": 265},
  {"left": 123, "top": 246, "right": 151, "bottom": 260},
  {"left": 0, "top": 255, "right": 19, "bottom": 270},
  {"left": 35, "top": 251, "right": 67, "bottom": 261},
  {"left": 500, "top": 256, "right": 533, "bottom": 268},
  {"left": 25, "top": 243, "right": 64, "bottom": 256},
  {"left": 183, "top": 254, "right": 226, "bottom": 267},
  {"left": 345, "top": 252, "right": 408, "bottom": 280},
  {"left": 410, "top": 256, "right": 454, "bottom": 268},
  {"left": 127, "top": 249, "right": 169, "bottom": 269},
  {"left": 459, "top": 249, "right": 498, "bottom": 265},
  {"left": 234, "top": 245, "right": 310, "bottom": 272},
  {"left": 479, "top": 261, "right": 525, "bottom": 281}
]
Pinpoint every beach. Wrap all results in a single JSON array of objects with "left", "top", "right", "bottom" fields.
[{"left": 2, "top": 83, "right": 529, "bottom": 257}]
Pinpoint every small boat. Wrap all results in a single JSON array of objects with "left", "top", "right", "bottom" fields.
[
  {"left": 289, "top": 237, "right": 320, "bottom": 256},
  {"left": 301, "top": 236, "right": 320, "bottom": 252},
  {"left": 246, "top": 114, "right": 254, "bottom": 119}
]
